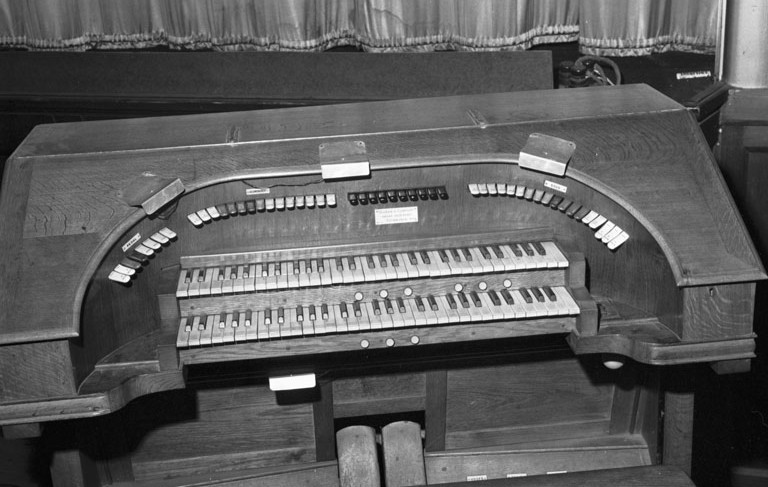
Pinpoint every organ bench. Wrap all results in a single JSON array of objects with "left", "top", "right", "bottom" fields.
[{"left": 0, "top": 84, "right": 762, "bottom": 486}]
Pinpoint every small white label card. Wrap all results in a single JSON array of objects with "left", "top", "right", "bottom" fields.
[
  {"left": 122, "top": 233, "right": 141, "bottom": 253},
  {"left": 374, "top": 206, "right": 418, "bottom": 225}
]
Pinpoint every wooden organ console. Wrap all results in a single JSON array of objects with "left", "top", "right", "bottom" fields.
[{"left": 0, "top": 85, "right": 763, "bottom": 486}]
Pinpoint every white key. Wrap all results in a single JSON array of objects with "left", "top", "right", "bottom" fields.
[
  {"left": 554, "top": 287, "right": 581, "bottom": 315},
  {"left": 199, "top": 268, "right": 215, "bottom": 296},
  {"left": 479, "top": 292, "right": 504, "bottom": 321},
  {"left": 540, "top": 242, "right": 569, "bottom": 268},
  {"left": 245, "top": 264, "right": 256, "bottom": 292},
  {"left": 406, "top": 299, "right": 428, "bottom": 327},
  {"left": 150, "top": 232, "right": 169, "bottom": 245},
  {"left": 469, "top": 247, "right": 494, "bottom": 273},
  {"left": 366, "top": 302, "right": 383, "bottom": 330},
  {"left": 187, "top": 212, "right": 204, "bottom": 227},
  {"left": 429, "top": 251, "right": 452, "bottom": 276},
  {"left": 159, "top": 227, "right": 177, "bottom": 239},
  {"left": 595, "top": 221, "right": 616, "bottom": 240},
  {"left": 217, "top": 266, "right": 231, "bottom": 294},
  {"left": 176, "top": 269, "right": 190, "bottom": 298},
  {"left": 589, "top": 215, "right": 608, "bottom": 229},
  {"left": 108, "top": 270, "right": 131, "bottom": 283},
  {"left": 437, "top": 295, "right": 461, "bottom": 323},
  {"left": 607, "top": 231, "right": 630, "bottom": 250},
  {"left": 233, "top": 265, "right": 246, "bottom": 293},
  {"left": 581, "top": 210, "right": 599, "bottom": 225},
  {"left": 176, "top": 317, "right": 190, "bottom": 347},
  {"left": 197, "top": 209, "right": 212, "bottom": 223},
  {"left": 398, "top": 252, "right": 420, "bottom": 278},
  {"left": 602, "top": 225, "right": 623, "bottom": 244}
]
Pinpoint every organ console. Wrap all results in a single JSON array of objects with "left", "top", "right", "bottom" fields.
[{"left": 0, "top": 84, "right": 763, "bottom": 486}]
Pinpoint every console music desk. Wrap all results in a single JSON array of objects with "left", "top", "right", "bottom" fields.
[{"left": 0, "top": 84, "right": 762, "bottom": 486}]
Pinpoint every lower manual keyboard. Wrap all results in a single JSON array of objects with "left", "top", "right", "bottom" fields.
[{"left": 176, "top": 285, "right": 580, "bottom": 348}]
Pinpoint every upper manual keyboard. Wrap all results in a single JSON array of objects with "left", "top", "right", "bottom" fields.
[{"left": 176, "top": 240, "right": 568, "bottom": 298}]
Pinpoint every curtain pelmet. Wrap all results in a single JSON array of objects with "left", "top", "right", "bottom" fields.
[{"left": 0, "top": 0, "right": 718, "bottom": 56}]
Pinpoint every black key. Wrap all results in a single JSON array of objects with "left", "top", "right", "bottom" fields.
[
  {"left": 219, "top": 312, "right": 227, "bottom": 327},
  {"left": 521, "top": 242, "right": 535, "bottom": 256},
  {"left": 278, "top": 307, "right": 285, "bottom": 324},
  {"left": 121, "top": 257, "right": 142, "bottom": 270},
  {"left": 446, "top": 293, "right": 458, "bottom": 309},
  {"left": 197, "top": 269, "right": 205, "bottom": 282},
  {"left": 500, "top": 289, "right": 514, "bottom": 305},
  {"left": 488, "top": 290, "right": 501, "bottom": 306},
  {"left": 390, "top": 253, "right": 400, "bottom": 267},
  {"left": 549, "top": 195, "right": 564, "bottom": 209},
  {"left": 347, "top": 257, "right": 356, "bottom": 270},
  {"left": 129, "top": 251, "right": 149, "bottom": 263},
  {"left": 198, "top": 314, "right": 208, "bottom": 330},
  {"left": 407, "top": 189, "right": 418, "bottom": 201},
  {"left": 558, "top": 199, "right": 572, "bottom": 212},
  {"left": 520, "top": 288, "right": 533, "bottom": 304},
  {"left": 358, "top": 192, "right": 368, "bottom": 205},
  {"left": 236, "top": 201, "right": 247, "bottom": 215},
  {"left": 510, "top": 244, "right": 523, "bottom": 257},
  {"left": 336, "top": 258, "right": 344, "bottom": 271},
  {"left": 245, "top": 309, "right": 252, "bottom": 325},
  {"left": 367, "top": 191, "right": 377, "bottom": 204},
  {"left": 274, "top": 263, "right": 281, "bottom": 276},
  {"left": 427, "top": 187, "right": 438, "bottom": 200},
  {"left": 264, "top": 309, "right": 272, "bottom": 325},
  {"left": 216, "top": 268, "right": 225, "bottom": 280},
  {"left": 321, "top": 304, "right": 329, "bottom": 320},
  {"left": 396, "top": 297, "right": 406, "bottom": 313},
  {"left": 297, "top": 305, "right": 304, "bottom": 322},
  {"left": 479, "top": 246, "right": 492, "bottom": 259},
  {"left": 457, "top": 292, "right": 470, "bottom": 308},
  {"left": 417, "top": 188, "right": 428, "bottom": 200},
  {"left": 340, "top": 302, "right": 348, "bottom": 319},
  {"left": 461, "top": 248, "right": 473, "bottom": 261},
  {"left": 574, "top": 207, "right": 591, "bottom": 220},
  {"left": 227, "top": 202, "right": 238, "bottom": 216},
  {"left": 408, "top": 252, "right": 418, "bottom": 265},
  {"left": 491, "top": 245, "right": 505, "bottom": 258},
  {"left": 532, "top": 242, "right": 547, "bottom": 255},
  {"left": 377, "top": 191, "right": 387, "bottom": 202},
  {"left": 245, "top": 199, "right": 257, "bottom": 213},
  {"left": 469, "top": 292, "right": 483, "bottom": 307},
  {"left": 451, "top": 249, "right": 461, "bottom": 262},
  {"left": 309, "top": 305, "right": 317, "bottom": 321},
  {"left": 419, "top": 251, "right": 431, "bottom": 265},
  {"left": 316, "top": 259, "right": 325, "bottom": 273},
  {"left": 293, "top": 262, "right": 301, "bottom": 275},
  {"left": 397, "top": 189, "right": 408, "bottom": 201},
  {"left": 437, "top": 186, "right": 449, "bottom": 199},
  {"left": 530, "top": 287, "right": 545, "bottom": 303},
  {"left": 378, "top": 254, "right": 388, "bottom": 268},
  {"left": 216, "top": 203, "right": 230, "bottom": 218},
  {"left": 366, "top": 255, "right": 376, "bottom": 268},
  {"left": 348, "top": 193, "right": 359, "bottom": 205},
  {"left": 415, "top": 296, "right": 425, "bottom": 312},
  {"left": 543, "top": 286, "right": 557, "bottom": 301},
  {"left": 230, "top": 268, "right": 237, "bottom": 279},
  {"left": 384, "top": 299, "right": 394, "bottom": 314},
  {"left": 427, "top": 295, "right": 439, "bottom": 311},
  {"left": 232, "top": 311, "right": 239, "bottom": 327},
  {"left": 353, "top": 301, "right": 362, "bottom": 317},
  {"left": 566, "top": 203, "right": 581, "bottom": 218},
  {"left": 387, "top": 190, "right": 397, "bottom": 202},
  {"left": 372, "top": 299, "right": 382, "bottom": 315},
  {"left": 437, "top": 249, "right": 449, "bottom": 263}
]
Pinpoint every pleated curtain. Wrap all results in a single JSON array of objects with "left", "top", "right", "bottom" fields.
[{"left": 0, "top": 0, "right": 718, "bottom": 55}]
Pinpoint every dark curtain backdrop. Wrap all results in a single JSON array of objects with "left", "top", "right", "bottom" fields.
[{"left": 0, "top": 0, "right": 719, "bottom": 55}]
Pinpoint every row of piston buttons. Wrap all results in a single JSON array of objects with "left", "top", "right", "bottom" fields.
[
  {"left": 348, "top": 186, "right": 448, "bottom": 205},
  {"left": 354, "top": 281, "right": 507, "bottom": 350}
]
